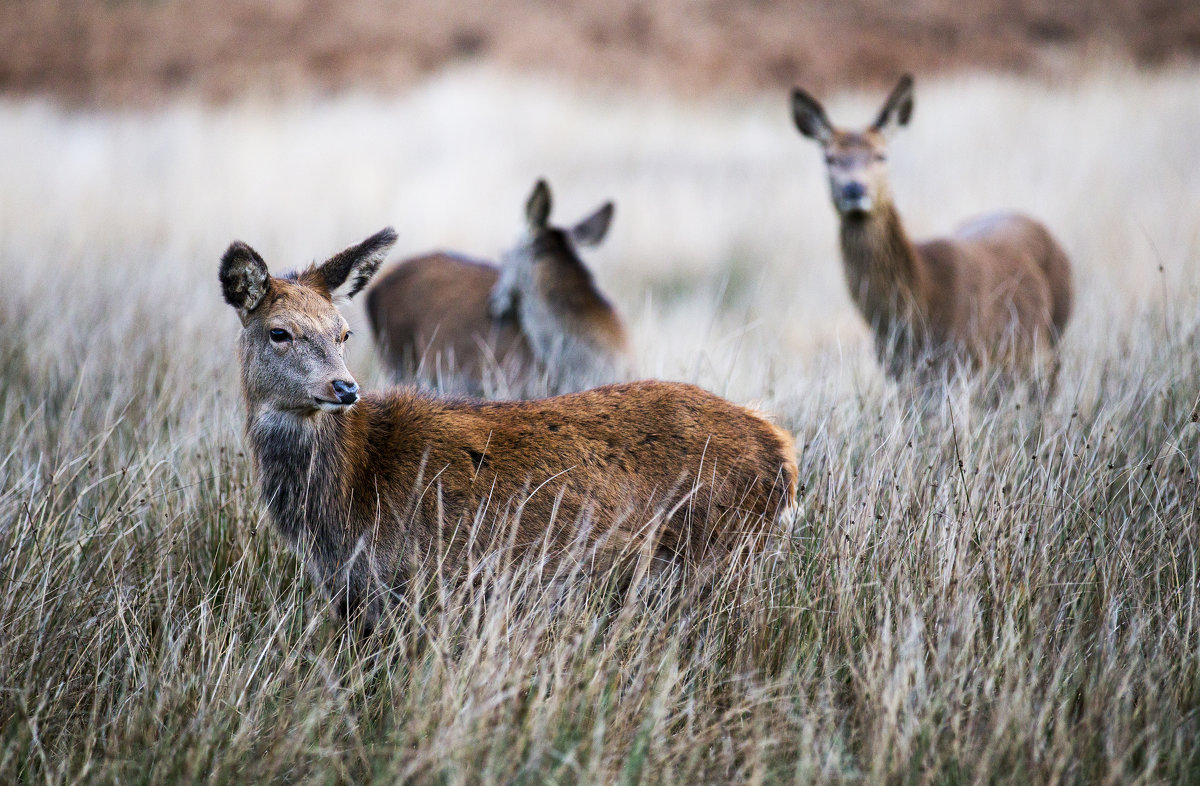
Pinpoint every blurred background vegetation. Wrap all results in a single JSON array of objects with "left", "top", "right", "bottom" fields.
[{"left": 3, "top": 0, "right": 1200, "bottom": 104}]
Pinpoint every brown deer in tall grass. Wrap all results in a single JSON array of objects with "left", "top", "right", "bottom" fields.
[
  {"left": 220, "top": 228, "right": 797, "bottom": 632},
  {"left": 365, "top": 180, "right": 633, "bottom": 398},
  {"left": 791, "top": 75, "right": 1073, "bottom": 393}
]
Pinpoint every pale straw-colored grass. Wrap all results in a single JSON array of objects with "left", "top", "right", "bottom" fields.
[{"left": 0, "top": 64, "right": 1197, "bottom": 782}]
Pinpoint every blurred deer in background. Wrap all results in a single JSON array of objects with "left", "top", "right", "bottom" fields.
[
  {"left": 791, "top": 75, "right": 1073, "bottom": 395},
  {"left": 221, "top": 228, "right": 796, "bottom": 633},
  {"left": 366, "top": 180, "right": 633, "bottom": 399}
]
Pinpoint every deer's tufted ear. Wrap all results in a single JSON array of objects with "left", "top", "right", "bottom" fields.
[
  {"left": 305, "top": 227, "right": 398, "bottom": 300},
  {"left": 526, "top": 179, "right": 552, "bottom": 231},
  {"left": 791, "top": 87, "right": 834, "bottom": 144},
  {"left": 872, "top": 74, "right": 915, "bottom": 135},
  {"left": 220, "top": 241, "right": 271, "bottom": 319},
  {"left": 570, "top": 202, "right": 614, "bottom": 248}
]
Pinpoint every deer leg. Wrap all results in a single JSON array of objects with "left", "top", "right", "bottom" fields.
[{"left": 317, "top": 543, "right": 386, "bottom": 637}]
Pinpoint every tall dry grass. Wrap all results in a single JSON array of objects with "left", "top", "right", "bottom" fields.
[{"left": 0, "top": 65, "right": 1198, "bottom": 782}]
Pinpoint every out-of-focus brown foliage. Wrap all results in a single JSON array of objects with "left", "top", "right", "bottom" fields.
[{"left": 2, "top": 0, "right": 1199, "bottom": 104}]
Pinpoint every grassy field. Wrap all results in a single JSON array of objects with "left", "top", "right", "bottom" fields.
[{"left": 0, "top": 65, "right": 1198, "bottom": 782}]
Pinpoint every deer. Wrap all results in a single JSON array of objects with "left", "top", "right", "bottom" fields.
[
  {"left": 365, "top": 179, "right": 634, "bottom": 399},
  {"left": 220, "top": 228, "right": 797, "bottom": 632},
  {"left": 790, "top": 75, "right": 1073, "bottom": 395}
]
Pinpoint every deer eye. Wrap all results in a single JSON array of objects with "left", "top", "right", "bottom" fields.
[
  {"left": 340, "top": 330, "right": 352, "bottom": 344},
  {"left": 873, "top": 152, "right": 887, "bottom": 162},
  {"left": 269, "top": 328, "right": 291, "bottom": 343}
]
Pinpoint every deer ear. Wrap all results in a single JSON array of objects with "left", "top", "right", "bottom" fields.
[
  {"left": 872, "top": 74, "right": 914, "bottom": 134},
  {"left": 570, "top": 201, "right": 614, "bottom": 248},
  {"left": 313, "top": 227, "right": 397, "bottom": 300},
  {"left": 526, "top": 179, "right": 552, "bottom": 230},
  {"left": 791, "top": 87, "right": 833, "bottom": 143},
  {"left": 220, "top": 241, "right": 271, "bottom": 318}
]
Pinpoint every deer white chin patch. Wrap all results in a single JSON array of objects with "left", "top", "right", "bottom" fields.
[
  {"left": 314, "top": 399, "right": 352, "bottom": 413},
  {"left": 838, "top": 196, "right": 873, "bottom": 215}
]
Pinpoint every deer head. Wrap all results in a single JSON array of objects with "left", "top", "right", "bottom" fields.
[
  {"left": 488, "top": 179, "right": 615, "bottom": 320},
  {"left": 220, "top": 228, "right": 397, "bottom": 416},
  {"left": 792, "top": 75, "right": 915, "bottom": 218}
]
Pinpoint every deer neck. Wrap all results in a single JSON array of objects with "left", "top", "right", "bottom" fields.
[
  {"left": 523, "top": 263, "right": 598, "bottom": 354},
  {"left": 838, "top": 201, "right": 928, "bottom": 337},
  {"left": 244, "top": 404, "right": 361, "bottom": 551}
]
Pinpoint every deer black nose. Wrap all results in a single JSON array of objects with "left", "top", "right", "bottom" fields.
[
  {"left": 332, "top": 379, "right": 359, "bottom": 405},
  {"left": 841, "top": 182, "right": 866, "bottom": 202}
]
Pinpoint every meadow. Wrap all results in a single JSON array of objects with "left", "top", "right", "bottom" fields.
[{"left": 0, "top": 64, "right": 1197, "bottom": 782}]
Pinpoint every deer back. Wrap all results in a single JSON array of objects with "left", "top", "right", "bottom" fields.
[
  {"left": 342, "top": 380, "right": 797, "bottom": 576},
  {"left": 365, "top": 252, "right": 534, "bottom": 395},
  {"left": 928, "top": 213, "right": 1072, "bottom": 365}
]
